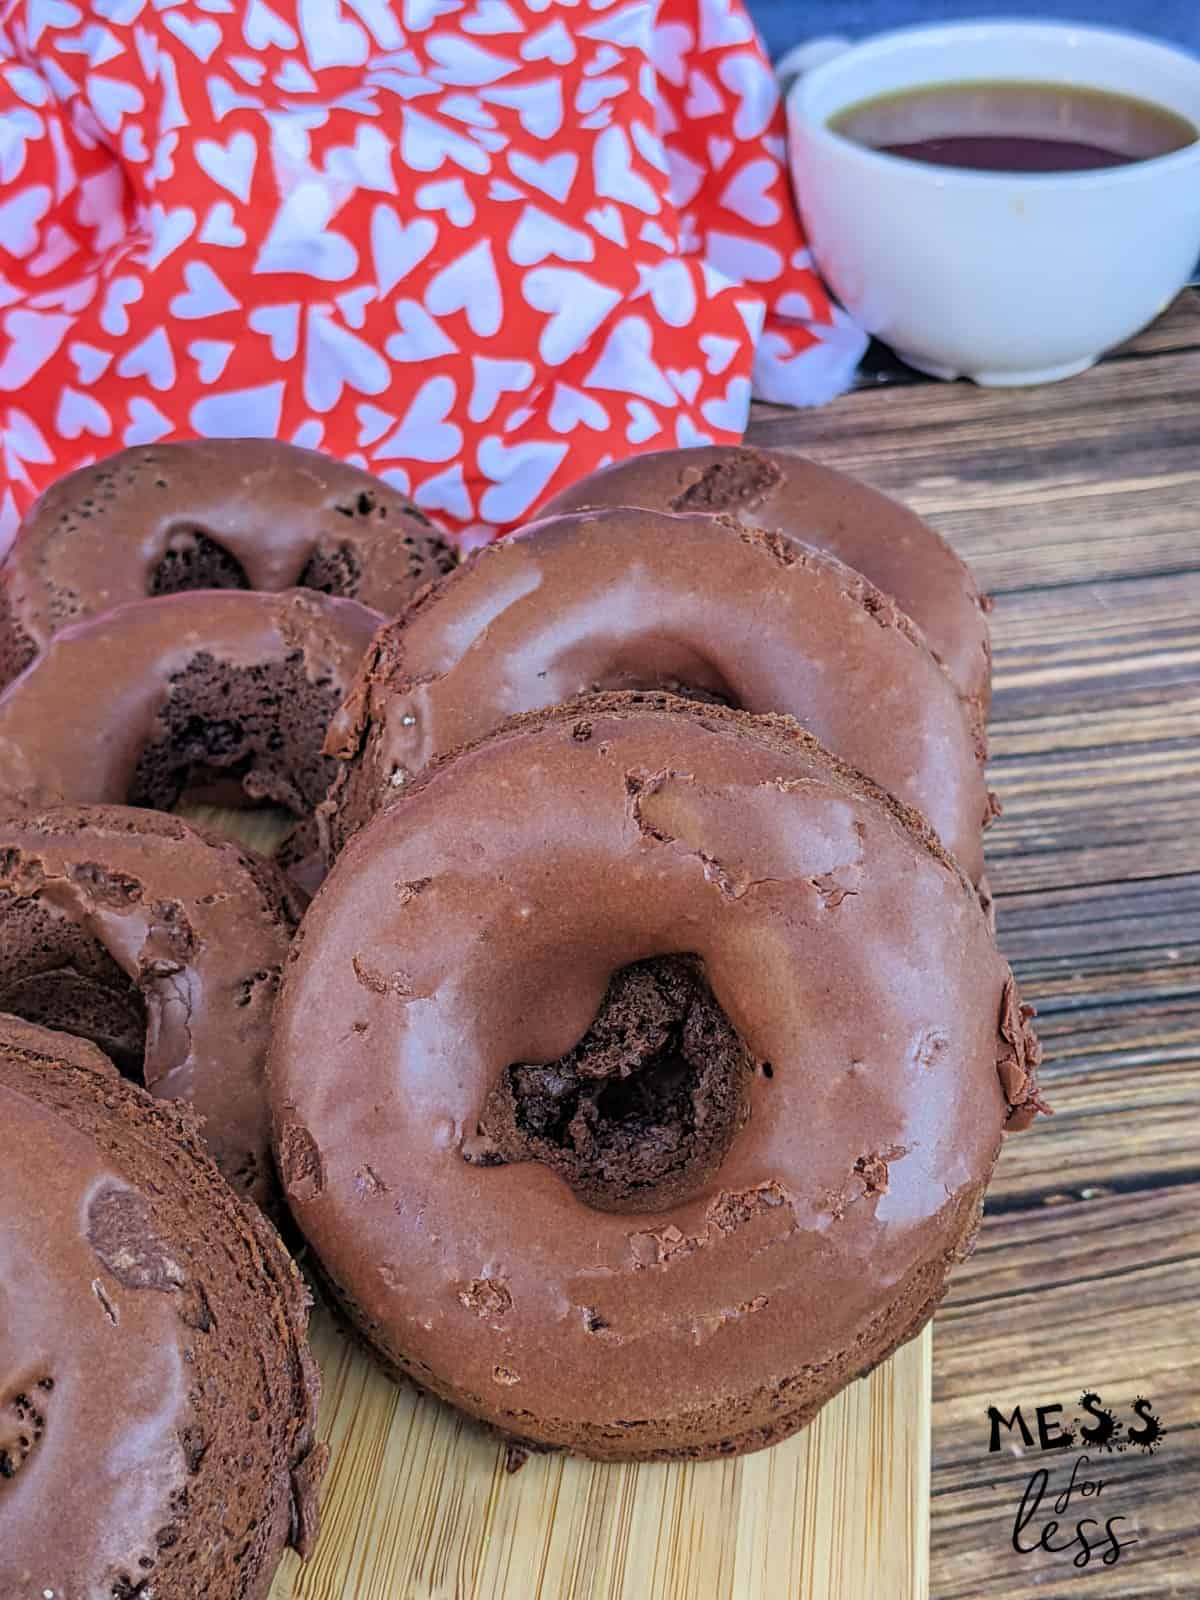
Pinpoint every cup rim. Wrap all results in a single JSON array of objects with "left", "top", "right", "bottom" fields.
[{"left": 787, "top": 17, "right": 1200, "bottom": 189}]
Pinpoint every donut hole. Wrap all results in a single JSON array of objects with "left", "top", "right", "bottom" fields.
[
  {"left": 0, "top": 893, "right": 146, "bottom": 1077},
  {"left": 471, "top": 956, "right": 753, "bottom": 1214},
  {"left": 586, "top": 660, "right": 740, "bottom": 710},
  {"left": 126, "top": 651, "right": 342, "bottom": 862},
  {"left": 649, "top": 680, "right": 736, "bottom": 709},
  {"left": 296, "top": 542, "right": 363, "bottom": 598},
  {"left": 148, "top": 529, "right": 251, "bottom": 597}
]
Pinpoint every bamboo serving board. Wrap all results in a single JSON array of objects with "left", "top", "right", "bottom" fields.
[
  {"left": 268, "top": 1313, "right": 930, "bottom": 1600},
  {"left": 185, "top": 806, "right": 931, "bottom": 1600}
]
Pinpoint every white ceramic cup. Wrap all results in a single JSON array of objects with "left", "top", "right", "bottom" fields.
[{"left": 786, "top": 22, "right": 1200, "bottom": 385}]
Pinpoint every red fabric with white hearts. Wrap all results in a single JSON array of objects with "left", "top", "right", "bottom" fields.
[{"left": 0, "top": 0, "right": 864, "bottom": 553}]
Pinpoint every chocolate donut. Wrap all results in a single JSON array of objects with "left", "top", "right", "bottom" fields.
[
  {"left": 0, "top": 805, "right": 302, "bottom": 1209},
  {"left": 544, "top": 445, "right": 991, "bottom": 721},
  {"left": 0, "top": 439, "right": 454, "bottom": 687},
  {"left": 272, "top": 695, "right": 1043, "bottom": 1461},
  {"left": 324, "top": 508, "right": 990, "bottom": 882},
  {"left": 0, "top": 589, "right": 382, "bottom": 888},
  {"left": 0, "top": 1013, "right": 326, "bottom": 1599}
]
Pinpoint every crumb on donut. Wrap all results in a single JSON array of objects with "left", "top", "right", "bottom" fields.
[
  {"left": 668, "top": 450, "right": 783, "bottom": 513},
  {"left": 128, "top": 651, "right": 343, "bottom": 819},
  {"left": 149, "top": 529, "right": 251, "bottom": 596}
]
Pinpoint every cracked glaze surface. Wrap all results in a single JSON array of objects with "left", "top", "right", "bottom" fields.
[
  {"left": 324, "top": 507, "right": 989, "bottom": 881},
  {"left": 274, "top": 697, "right": 1041, "bottom": 1458}
]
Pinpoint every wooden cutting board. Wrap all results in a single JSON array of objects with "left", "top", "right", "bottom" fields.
[
  {"left": 184, "top": 806, "right": 931, "bottom": 1600},
  {"left": 267, "top": 1313, "right": 929, "bottom": 1600}
]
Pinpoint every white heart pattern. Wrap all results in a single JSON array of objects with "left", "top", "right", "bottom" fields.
[
  {"left": 507, "top": 205, "right": 593, "bottom": 266},
  {"left": 468, "top": 354, "right": 533, "bottom": 422},
  {"left": 584, "top": 315, "right": 675, "bottom": 406},
  {"left": 297, "top": 0, "right": 369, "bottom": 70},
  {"left": 0, "top": 309, "right": 71, "bottom": 389},
  {"left": 700, "top": 372, "right": 750, "bottom": 431},
  {"left": 142, "top": 205, "right": 196, "bottom": 270},
  {"left": 522, "top": 266, "right": 620, "bottom": 366},
  {"left": 506, "top": 148, "right": 576, "bottom": 203},
  {"left": 0, "top": 187, "right": 51, "bottom": 260},
  {"left": 355, "top": 403, "right": 396, "bottom": 446},
  {"left": 68, "top": 343, "right": 113, "bottom": 385},
  {"left": 386, "top": 299, "right": 459, "bottom": 363},
  {"left": 303, "top": 307, "right": 390, "bottom": 412},
  {"left": 255, "top": 182, "right": 359, "bottom": 280},
  {"left": 123, "top": 395, "right": 173, "bottom": 446},
  {"left": 415, "top": 177, "right": 475, "bottom": 228},
  {"left": 195, "top": 131, "right": 257, "bottom": 204},
  {"left": 244, "top": 0, "right": 298, "bottom": 50},
  {"left": 188, "top": 339, "right": 236, "bottom": 383},
  {"left": 548, "top": 382, "right": 607, "bottom": 433},
  {"left": 370, "top": 206, "right": 437, "bottom": 294},
  {"left": 477, "top": 434, "right": 567, "bottom": 523},
  {"left": 625, "top": 398, "right": 660, "bottom": 444},
  {"left": 425, "top": 240, "right": 502, "bottom": 338},
  {"left": 248, "top": 303, "right": 301, "bottom": 360},
  {"left": 5, "top": 0, "right": 863, "bottom": 543},
  {"left": 377, "top": 375, "right": 462, "bottom": 462},
  {"left": 190, "top": 381, "right": 285, "bottom": 437},
  {"left": 198, "top": 203, "right": 247, "bottom": 249},
  {"left": 116, "top": 326, "right": 176, "bottom": 391},
  {"left": 414, "top": 461, "right": 473, "bottom": 519},
  {"left": 55, "top": 386, "right": 113, "bottom": 439},
  {"left": 168, "top": 261, "right": 241, "bottom": 320}
]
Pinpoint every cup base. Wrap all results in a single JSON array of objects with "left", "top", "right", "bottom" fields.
[{"left": 894, "top": 351, "right": 1099, "bottom": 387}]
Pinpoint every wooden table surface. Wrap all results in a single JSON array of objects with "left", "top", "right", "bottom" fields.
[{"left": 749, "top": 293, "right": 1200, "bottom": 1600}]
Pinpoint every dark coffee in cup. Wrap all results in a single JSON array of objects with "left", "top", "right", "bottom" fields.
[{"left": 829, "top": 81, "right": 1197, "bottom": 173}]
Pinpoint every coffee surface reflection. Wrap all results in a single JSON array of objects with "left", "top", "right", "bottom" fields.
[{"left": 829, "top": 82, "right": 1198, "bottom": 173}]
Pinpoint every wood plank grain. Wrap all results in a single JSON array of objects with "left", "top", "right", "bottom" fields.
[
  {"left": 753, "top": 324, "right": 1200, "bottom": 1598},
  {"left": 930, "top": 1187, "right": 1199, "bottom": 1600},
  {"left": 996, "top": 875, "right": 1200, "bottom": 974},
  {"left": 748, "top": 340, "right": 1200, "bottom": 596},
  {"left": 980, "top": 570, "right": 1200, "bottom": 894},
  {"left": 1111, "top": 288, "right": 1200, "bottom": 356}
]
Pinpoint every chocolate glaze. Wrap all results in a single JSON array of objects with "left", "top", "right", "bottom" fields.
[
  {"left": 0, "top": 805, "right": 302, "bottom": 1211},
  {"left": 0, "top": 439, "right": 454, "bottom": 687},
  {"left": 543, "top": 445, "right": 992, "bottom": 725},
  {"left": 272, "top": 695, "right": 1043, "bottom": 1461},
  {"left": 323, "top": 508, "right": 989, "bottom": 882},
  {"left": 0, "top": 1013, "right": 326, "bottom": 1599},
  {"left": 0, "top": 589, "right": 382, "bottom": 889}
]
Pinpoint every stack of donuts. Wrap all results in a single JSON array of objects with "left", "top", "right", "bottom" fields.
[{"left": 0, "top": 439, "right": 1045, "bottom": 1596}]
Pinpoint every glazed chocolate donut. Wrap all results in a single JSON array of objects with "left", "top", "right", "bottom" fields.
[
  {"left": 0, "top": 439, "right": 454, "bottom": 687},
  {"left": 324, "top": 507, "right": 990, "bottom": 882},
  {"left": 0, "top": 1013, "right": 325, "bottom": 1599},
  {"left": 272, "top": 695, "right": 1043, "bottom": 1461},
  {"left": 0, "top": 805, "right": 302, "bottom": 1209},
  {"left": 544, "top": 445, "right": 991, "bottom": 722},
  {"left": 0, "top": 588, "right": 382, "bottom": 888}
]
